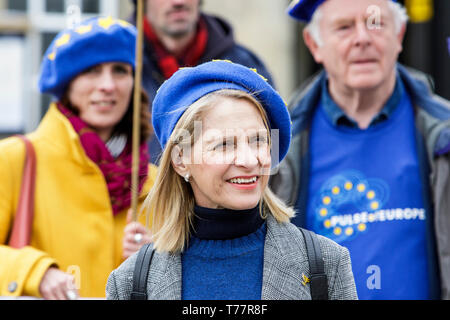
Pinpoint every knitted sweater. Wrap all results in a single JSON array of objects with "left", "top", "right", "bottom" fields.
[{"left": 181, "top": 205, "right": 266, "bottom": 300}]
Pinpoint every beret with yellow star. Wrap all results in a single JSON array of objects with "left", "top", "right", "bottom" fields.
[
  {"left": 38, "top": 16, "right": 136, "bottom": 98},
  {"left": 152, "top": 60, "right": 292, "bottom": 166}
]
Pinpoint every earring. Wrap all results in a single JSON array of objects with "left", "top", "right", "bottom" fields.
[{"left": 184, "top": 174, "right": 190, "bottom": 183}]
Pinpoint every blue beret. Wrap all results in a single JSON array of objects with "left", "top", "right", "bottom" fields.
[
  {"left": 152, "top": 60, "right": 292, "bottom": 165},
  {"left": 38, "top": 16, "right": 136, "bottom": 98},
  {"left": 288, "top": 0, "right": 398, "bottom": 22}
]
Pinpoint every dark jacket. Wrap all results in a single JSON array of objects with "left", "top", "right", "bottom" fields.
[
  {"left": 131, "top": 14, "right": 275, "bottom": 163},
  {"left": 270, "top": 64, "right": 450, "bottom": 299}
]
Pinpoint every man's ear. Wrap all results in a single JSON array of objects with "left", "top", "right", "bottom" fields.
[
  {"left": 397, "top": 23, "right": 407, "bottom": 53},
  {"left": 303, "top": 28, "right": 323, "bottom": 64},
  {"left": 171, "top": 145, "right": 190, "bottom": 178}
]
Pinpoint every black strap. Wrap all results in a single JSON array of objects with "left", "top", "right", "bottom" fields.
[
  {"left": 131, "top": 243, "right": 155, "bottom": 300},
  {"left": 131, "top": 231, "right": 328, "bottom": 300},
  {"left": 299, "top": 228, "right": 329, "bottom": 300}
]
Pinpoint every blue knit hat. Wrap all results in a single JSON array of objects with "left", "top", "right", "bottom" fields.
[
  {"left": 152, "top": 60, "right": 292, "bottom": 165},
  {"left": 287, "top": 0, "right": 398, "bottom": 22},
  {"left": 38, "top": 16, "right": 137, "bottom": 98}
]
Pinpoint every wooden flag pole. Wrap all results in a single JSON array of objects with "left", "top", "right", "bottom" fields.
[{"left": 131, "top": 0, "right": 144, "bottom": 222}]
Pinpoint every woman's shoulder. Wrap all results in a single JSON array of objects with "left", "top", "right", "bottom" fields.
[
  {"left": 0, "top": 129, "right": 56, "bottom": 168},
  {"left": 267, "top": 217, "right": 348, "bottom": 263},
  {"left": 0, "top": 135, "right": 26, "bottom": 154},
  {"left": 0, "top": 107, "right": 66, "bottom": 159},
  {"left": 314, "top": 231, "right": 350, "bottom": 263},
  {"left": 106, "top": 244, "right": 179, "bottom": 300},
  {"left": 0, "top": 136, "right": 29, "bottom": 169},
  {"left": 267, "top": 217, "right": 357, "bottom": 299},
  {"left": 312, "top": 232, "right": 357, "bottom": 299},
  {"left": 106, "top": 249, "right": 140, "bottom": 300}
]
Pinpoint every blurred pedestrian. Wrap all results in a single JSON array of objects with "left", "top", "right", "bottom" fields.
[
  {"left": 0, "top": 16, "right": 156, "bottom": 299},
  {"left": 130, "top": 0, "right": 275, "bottom": 163},
  {"left": 271, "top": 0, "right": 450, "bottom": 299},
  {"left": 106, "top": 60, "right": 357, "bottom": 300}
]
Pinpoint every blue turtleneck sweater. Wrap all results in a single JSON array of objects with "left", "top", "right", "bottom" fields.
[{"left": 181, "top": 205, "right": 266, "bottom": 300}]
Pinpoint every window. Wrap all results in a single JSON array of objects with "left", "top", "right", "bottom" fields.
[
  {"left": 0, "top": 36, "right": 26, "bottom": 134},
  {"left": 82, "top": 0, "right": 99, "bottom": 14},
  {"left": 7, "top": 0, "right": 27, "bottom": 12},
  {"left": 45, "top": 0, "right": 65, "bottom": 13}
]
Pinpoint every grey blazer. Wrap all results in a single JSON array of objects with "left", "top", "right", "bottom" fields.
[{"left": 106, "top": 215, "right": 358, "bottom": 300}]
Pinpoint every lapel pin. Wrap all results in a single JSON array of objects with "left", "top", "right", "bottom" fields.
[{"left": 301, "top": 273, "right": 310, "bottom": 286}]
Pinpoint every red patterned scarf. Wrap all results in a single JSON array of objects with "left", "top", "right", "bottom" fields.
[
  {"left": 58, "top": 104, "right": 149, "bottom": 216},
  {"left": 143, "top": 16, "right": 208, "bottom": 79}
]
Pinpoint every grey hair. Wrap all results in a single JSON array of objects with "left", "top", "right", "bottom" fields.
[
  {"left": 306, "top": 7, "right": 324, "bottom": 46},
  {"left": 388, "top": 1, "right": 409, "bottom": 34},
  {"left": 306, "top": 1, "right": 409, "bottom": 47}
]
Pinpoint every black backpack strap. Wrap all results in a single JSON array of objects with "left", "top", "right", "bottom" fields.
[
  {"left": 299, "top": 228, "right": 329, "bottom": 300},
  {"left": 130, "top": 243, "right": 155, "bottom": 300}
]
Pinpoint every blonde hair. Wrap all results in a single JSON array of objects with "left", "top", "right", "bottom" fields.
[{"left": 143, "top": 89, "right": 295, "bottom": 253}]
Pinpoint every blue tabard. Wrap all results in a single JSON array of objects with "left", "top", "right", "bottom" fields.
[{"left": 306, "top": 83, "right": 433, "bottom": 299}]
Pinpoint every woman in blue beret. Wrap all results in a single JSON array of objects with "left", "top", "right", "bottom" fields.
[
  {"left": 0, "top": 17, "right": 157, "bottom": 299},
  {"left": 106, "top": 60, "right": 358, "bottom": 300}
]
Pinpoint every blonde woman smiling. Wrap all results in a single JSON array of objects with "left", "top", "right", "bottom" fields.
[{"left": 106, "top": 60, "right": 358, "bottom": 300}]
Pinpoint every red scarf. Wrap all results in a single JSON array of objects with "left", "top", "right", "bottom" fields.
[
  {"left": 143, "top": 16, "right": 208, "bottom": 79},
  {"left": 58, "top": 104, "right": 149, "bottom": 216}
]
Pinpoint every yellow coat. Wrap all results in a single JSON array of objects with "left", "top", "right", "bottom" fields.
[{"left": 0, "top": 104, "right": 157, "bottom": 298}]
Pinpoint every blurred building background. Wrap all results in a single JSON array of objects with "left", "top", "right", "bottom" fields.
[{"left": 0, "top": 0, "right": 448, "bottom": 137}]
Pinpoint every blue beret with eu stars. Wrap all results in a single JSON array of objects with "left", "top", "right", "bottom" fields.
[
  {"left": 287, "top": 0, "right": 398, "bottom": 22},
  {"left": 38, "top": 16, "right": 137, "bottom": 98},
  {"left": 151, "top": 60, "right": 292, "bottom": 166}
]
